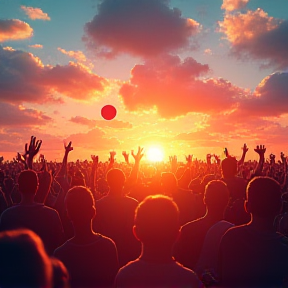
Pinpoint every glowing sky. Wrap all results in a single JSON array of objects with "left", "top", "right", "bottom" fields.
[{"left": 1, "top": 0, "right": 288, "bottom": 162}]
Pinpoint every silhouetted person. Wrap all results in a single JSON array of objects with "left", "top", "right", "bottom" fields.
[
  {"left": 161, "top": 172, "right": 197, "bottom": 225},
  {"left": 54, "top": 186, "right": 118, "bottom": 288},
  {"left": 115, "top": 195, "right": 202, "bottom": 287},
  {"left": 93, "top": 168, "right": 141, "bottom": 267},
  {"left": 0, "top": 170, "right": 64, "bottom": 255},
  {"left": 0, "top": 229, "right": 52, "bottom": 288},
  {"left": 174, "top": 180, "right": 229, "bottom": 270},
  {"left": 221, "top": 157, "right": 250, "bottom": 225},
  {"left": 218, "top": 176, "right": 288, "bottom": 287}
]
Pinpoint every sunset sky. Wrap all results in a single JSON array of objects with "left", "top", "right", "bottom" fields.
[{"left": 1, "top": 0, "right": 288, "bottom": 163}]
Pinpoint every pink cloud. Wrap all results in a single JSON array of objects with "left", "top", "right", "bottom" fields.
[
  {"left": 70, "top": 116, "right": 132, "bottom": 129},
  {"left": 119, "top": 54, "right": 242, "bottom": 118},
  {"left": 0, "top": 19, "right": 33, "bottom": 42},
  {"left": 21, "top": 6, "right": 51, "bottom": 21},
  {"left": 0, "top": 46, "right": 109, "bottom": 104},
  {"left": 84, "top": 0, "right": 200, "bottom": 58},
  {"left": 58, "top": 47, "right": 86, "bottom": 62},
  {"left": 29, "top": 44, "right": 43, "bottom": 49},
  {"left": 219, "top": 9, "right": 288, "bottom": 69},
  {"left": 0, "top": 103, "right": 52, "bottom": 126},
  {"left": 221, "top": 0, "right": 249, "bottom": 12}
]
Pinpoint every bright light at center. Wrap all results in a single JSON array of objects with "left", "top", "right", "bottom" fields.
[{"left": 146, "top": 146, "right": 164, "bottom": 162}]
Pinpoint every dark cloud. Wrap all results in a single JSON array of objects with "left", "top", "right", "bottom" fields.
[
  {"left": 0, "top": 102, "right": 52, "bottom": 126},
  {"left": 0, "top": 46, "right": 109, "bottom": 104},
  {"left": 84, "top": 0, "right": 199, "bottom": 58}
]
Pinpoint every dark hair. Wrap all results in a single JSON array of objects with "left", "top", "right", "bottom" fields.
[
  {"left": 0, "top": 229, "right": 52, "bottom": 288},
  {"left": 65, "top": 186, "right": 95, "bottom": 222},
  {"left": 134, "top": 195, "right": 179, "bottom": 246},
  {"left": 204, "top": 180, "right": 230, "bottom": 210},
  {"left": 246, "top": 176, "right": 281, "bottom": 218},
  {"left": 18, "top": 170, "right": 39, "bottom": 194},
  {"left": 106, "top": 168, "right": 126, "bottom": 188},
  {"left": 221, "top": 157, "right": 237, "bottom": 178}
]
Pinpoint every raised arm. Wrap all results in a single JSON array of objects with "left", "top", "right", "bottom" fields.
[
  {"left": 238, "top": 143, "right": 249, "bottom": 166},
  {"left": 122, "top": 151, "right": 130, "bottom": 165},
  {"left": 254, "top": 145, "right": 266, "bottom": 176},
  {"left": 25, "top": 136, "right": 42, "bottom": 170},
  {"left": 90, "top": 155, "right": 99, "bottom": 197}
]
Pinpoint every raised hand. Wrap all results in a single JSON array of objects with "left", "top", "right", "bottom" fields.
[
  {"left": 91, "top": 155, "right": 99, "bottom": 165},
  {"left": 64, "top": 141, "right": 73, "bottom": 154},
  {"left": 131, "top": 147, "right": 144, "bottom": 163},
  {"left": 254, "top": 145, "right": 266, "bottom": 156},
  {"left": 169, "top": 155, "right": 178, "bottom": 173},
  {"left": 281, "top": 152, "right": 286, "bottom": 163},
  {"left": 206, "top": 154, "right": 212, "bottom": 165},
  {"left": 224, "top": 147, "right": 229, "bottom": 158},
  {"left": 122, "top": 151, "right": 130, "bottom": 164},
  {"left": 25, "top": 136, "right": 42, "bottom": 169},
  {"left": 269, "top": 153, "right": 276, "bottom": 165},
  {"left": 242, "top": 143, "right": 249, "bottom": 154},
  {"left": 109, "top": 151, "right": 116, "bottom": 164},
  {"left": 213, "top": 154, "right": 221, "bottom": 165}
]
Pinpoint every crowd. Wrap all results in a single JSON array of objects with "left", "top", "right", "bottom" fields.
[{"left": 0, "top": 136, "right": 288, "bottom": 287}]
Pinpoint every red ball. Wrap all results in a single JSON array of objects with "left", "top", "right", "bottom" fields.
[{"left": 101, "top": 105, "right": 117, "bottom": 120}]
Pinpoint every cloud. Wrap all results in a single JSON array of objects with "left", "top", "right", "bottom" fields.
[
  {"left": 58, "top": 47, "right": 86, "bottom": 62},
  {"left": 21, "top": 6, "right": 51, "bottom": 21},
  {"left": 219, "top": 9, "right": 288, "bottom": 69},
  {"left": 221, "top": 0, "right": 249, "bottom": 12},
  {"left": 236, "top": 72, "right": 288, "bottom": 117},
  {"left": 0, "top": 19, "right": 33, "bottom": 42},
  {"left": 0, "top": 46, "right": 109, "bottom": 104},
  {"left": 0, "top": 103, "right": 52, "bottom": 126},
  {"left": 66, "top": 128, "right": 120, "bottom": 150},
  {"left": 84, "top": 0, "right": 200, "bottom": 58},
  {"left": 119, "top": 54, "right": 242, "bottom": 118},
  {"left": 29, "top": 44, "right": 43, "bottom": 49},
  {"left": 70, "top": 116, "right": 132, "bottom": 128}
]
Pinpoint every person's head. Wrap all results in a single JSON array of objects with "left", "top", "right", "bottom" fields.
[
  {"left": 161, "top": 172, "right": 178, "bottom": 195},
  {"left": 18, "top": 169, "right": 39, "bottom": 195},
  {"left": 133, "top": 195, "right": 180, "bottom": 248},
  {"left": 245, "top": 176, "right": 282, "bottom": 219},
  {"left": 50, "top": 257, "right": 69, "bottom": 288},
  {"left": 221, "top": 157, "right": 238, "bottom": 178},
  {"left": 106, "top": 168, "right": 126, "bottom": 191},
  {"left": 65, "top": 186, "right": 96, "bottom": 224},
  {"left": 0, "top": 229, "right": 52, "bottom": 288},
  {"left": 204, "top": 180, "right": 230, "bottom": 213}
]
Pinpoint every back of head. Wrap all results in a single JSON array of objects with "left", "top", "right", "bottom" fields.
[
  {"left": 106, "top": 168, "right": 126, "bottom": 191},
  {"left": 65, "top": 186, "right": 95, "bottom": 223},
  {"left": 0, "top": 229, "right": 52, "bottom": 288},
  {"left": 70, "top": 170, "right": 86, "bottom": 188},
  {"left": 246, "top": 176, "right": 281, "bottom": 218},
  {"left": 221, "top": 157, "right": 237, "bottom": 178},
  {"left": 134, "top": 195, "right": 180, "bottom": 247},
  {"left": 204, "top": 180, "right": 230, "bottom": 212},
  {"left": 18, "top": 169, "right": 39, "bottom": 195}
]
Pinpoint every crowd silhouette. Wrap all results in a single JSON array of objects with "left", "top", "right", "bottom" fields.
[{"left": 0, "top": 136, "right": 288, "bottom": 287}]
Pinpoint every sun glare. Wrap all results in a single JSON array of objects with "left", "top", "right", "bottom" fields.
[{"left": 146, "top": 146, "right": 164, "bottom": 162}]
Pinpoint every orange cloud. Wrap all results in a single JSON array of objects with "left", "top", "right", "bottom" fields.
[
  {"left": 70, "top": 116, "right": 132, "bottom": 129},
  {"left": 58, "top": 47, "right": 86, "bottom": 62},
  {"left": 0, "top": 46, "right": 109, "bottom": 104},
  {"left": 0, "top": 19, "right": 33, "bottom": 42},
  {"left": 29, "top": 44, "right": 43, "bottom": 49},
  {"left": 221, "top": 0, "right": 249, "bottom": 11},
  {"left": 66, "top": 128, "right": 120, "bottom": 151},
  {"left": 219, "top": 9, "right": 288, "bottom": 69},
  {"left": 21, "top": 6, "right": 51, "bottom": 20},
  {"left": 119, "top": 54, "right": 242, "bottom": 118},
  {"left": 84, "top": 0, "right": 200, "bottom": 58}
]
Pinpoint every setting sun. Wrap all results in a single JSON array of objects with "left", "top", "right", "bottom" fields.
[{"left": 146, "top": 146, "right": 164, "bottom": 162}]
